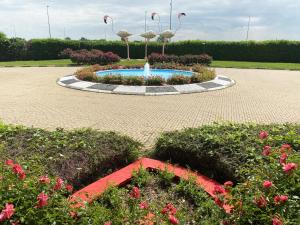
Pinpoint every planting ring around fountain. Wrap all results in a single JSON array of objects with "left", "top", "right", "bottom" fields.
[{"left": 57, "top": 69, "right": 235, "bottom": 96}]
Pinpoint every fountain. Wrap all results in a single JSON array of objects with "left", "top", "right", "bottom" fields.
[{"left": 144, "top": 62, "right": 151, "bottom": 77}]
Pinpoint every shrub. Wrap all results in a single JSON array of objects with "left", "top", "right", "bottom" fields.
[
  {"left": 145, "top": 76, "right": 165, "bottom": 86},
  {"left": 152, "top": 63, "right": 191, "bottom": 71},
  {"left": 190, "top": 65, "right": 216, "bottom": 83},
  {"left": 0, "top": 123, "right": 141, "bottom": 188},
  {"left": 0, "top": 158, "right": 76, "bottom": 224},
  {"left": 154, "top": 123, "right": 300, "bottom": 183},
  {"left": 75, "top": 67, "right": 97, "bottom": 82},
  {"left": 123, "top": 76, "right": 144, "bottom": 86},
  {"left": 64, "top": 49, "right": 120, "bottom": 65},
  {"left": 148, "top": 53, "right": 212, "bottom": 66},
  {"left": 101, "top": 74, "right": 123, "bottom": 84},
  {"left": 167, "top": 75, "right": 190, "bottom": 85}
]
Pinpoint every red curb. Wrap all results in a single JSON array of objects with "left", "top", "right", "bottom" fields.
[{"left": 70, "top": 158, "right": 232, "bottom": 213}]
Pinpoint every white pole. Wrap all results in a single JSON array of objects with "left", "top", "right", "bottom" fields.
[
  {"left": 246, "top": 16, "right": 251, "bottom": 41},
  {"left": 46, "top": 5, "right": 52, "bottom": 38}
]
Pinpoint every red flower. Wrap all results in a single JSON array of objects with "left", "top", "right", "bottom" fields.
[
  {"left": 224, "top": 181, "right": 234, "bottom": 187},
  {"left": 280, "top": 153, "right": 288, "bottom": 165},
  {"left": 259, "top": 131, "right": 269, "bottom": 139},
  {"left": 272, "top": 216, "right": 283, "bottom": 225},
  {"left": 130, "top": 186, "right": 140, "bottom": 199},
  {"left": 104, "top": 222, "right": 112, "bottom": 225},
  {"left": 53, "top": 178, "right": 64, "bottom": 190},
  {"left": 0, "top": 203, "right": 15, "bottom": 222},
  {"left": 5, "top": 160, "right": 14, "bottom": 167},
  {"left": 263, "top": 180, "right": 273, "bottom": 188},
  {"left": 37, "top": 192, "right": 49, "bottom": 208},
  {"left": 161, "top": 203, "right": 177, "bottom": 215},
  {"left": 168, "top": 215, "right": 179, "bottom": 225},
  {"left": 139, "top": 201, "right": 149, "bottom": 209},
  {"left": 254, "top": 196, "right": 267, "bottom": 208},
  {"left": 280, "top": 144, "right": 291, "bottom": 153},
  {"left": 12, "top": 164, "right": 26, "bottom": 180},
  {"left": 213, "top": 185, "right": 226, "bottom": 195},
  {"left": 214, "top": 197, "right": 223, "bottom": 207},
  {"left": 262, "top": 146, "right": 272, "bottom": 156},
  {"left": 283, "top": 163, "right": 297, "bottom": 173},
  {"left": 274, "top": 195, "right": 288, "bottom": 204},
  {"left": 39, "top": 175, "right": 50, "bottom": 184},
  {"left": 66, "top": 184, "right": 73, "bottom": 193}
]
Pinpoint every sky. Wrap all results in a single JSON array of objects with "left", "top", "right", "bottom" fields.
[{"left": 0, "top": 0, "right": 300, "bottom": 41}]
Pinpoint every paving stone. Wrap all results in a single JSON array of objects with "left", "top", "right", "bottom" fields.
[
  {"left": 197, "top": 82, "right": 223, "bottom": 89},
  {"left": 71, "top": 81, "right": 95, "bottom": 89},
  {"left": 146, "top": 86, "right": 178, "bottom": 93},
  {"left": 113, "top": 85, "right": 146, "bottom": 94},
  {"left": 87, "top": 83, "right": 118, "bottom": 91},
  {"left": 218, "top": 76, "right": 232, "bottom": 82},
  {"left": 173, "top": 84, "right": 206, "bottom": 93},
  {"left": 60, "top": 79, "right": 80, "bottom": 85}
]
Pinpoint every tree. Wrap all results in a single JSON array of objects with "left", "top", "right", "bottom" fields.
[{"left": 0, "top": 31, "right": 7, "bottom": 39}]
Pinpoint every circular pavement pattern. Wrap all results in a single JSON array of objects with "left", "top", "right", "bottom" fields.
[
  {"left": 0, "top": 67, "right": 299, "bottom": 147},
  {"left": 57, "top": 75, "right": 235, "bottom": 95}
]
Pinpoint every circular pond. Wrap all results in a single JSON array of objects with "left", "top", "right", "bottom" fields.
[{"left": 96, "top": 69, "right": 193, "bottom": 79}]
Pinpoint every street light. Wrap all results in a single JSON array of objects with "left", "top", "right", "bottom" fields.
[{"left": 169, "top": 0, "right": 173, "bottom": 30}]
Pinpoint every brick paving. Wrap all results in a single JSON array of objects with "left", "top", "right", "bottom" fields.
[{"left": 0, "top": 67, "right": 299, "bottom": 147}]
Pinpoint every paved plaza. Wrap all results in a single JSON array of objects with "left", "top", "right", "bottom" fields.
[{"left": 0, "top": 67, "right": 299, "bottom": 147}]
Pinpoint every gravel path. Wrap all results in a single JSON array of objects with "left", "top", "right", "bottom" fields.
[{"left": 0, "top": 67, "right": 299, "bottom": 147}]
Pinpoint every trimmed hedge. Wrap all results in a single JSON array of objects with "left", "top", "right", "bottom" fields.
[
  {"left": 154, "top": 123, "right": 300, "bottom": 183},
  {"left": 0, "top": 123, "right": 141, "bottom": 188},
  {"left": 1, "top": 37, "right": 300, "bottom": 62},
  {"left": 148, "top": 53, "right": 212, "bottom": 65}
]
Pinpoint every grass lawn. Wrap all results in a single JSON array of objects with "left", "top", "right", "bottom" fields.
[{"left": 0, "top": 58, "right": 300, "bottom": 70}]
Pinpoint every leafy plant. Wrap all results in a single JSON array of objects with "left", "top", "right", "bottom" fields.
[
  {"left": 144, "top": 76, "right": 165, "bottom": 86},
  {"left": 75, "top": 67, "right": 97, "bottom": 81},
  {"left": 167, "top": 75, "right": 190, "bottom": 85},
  {"left": 191, "top": 65, "right": 216, "bottom": 83}
]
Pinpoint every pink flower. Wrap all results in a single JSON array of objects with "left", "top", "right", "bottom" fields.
[
  {"left": 274, "top": 195, "right": 288, "bottom": 204},
  {"left": 0, "top": 203, "right": 15, "bottom": 222},
  {"left": 5, "top": 160, "right": 14, "bottom": 167},
  {"left": 214, "top": 197, "right": 223, "bottom": 207},
  {"left": 272, "top": 217, "right": 283, "bottom": 225},
  {"left": 262, "top": 146, "right": 272, "bottom": 156},
  {"left": 254, "top": 196, "right": 267, "bottom": 208},
  {"left": 53, "top": 178, "right": 64, "bottom": 190},
  {"left": 104, "top": 222, "right": 112, "bottom": 225},
  {"left": 161, "top": 203, "right": 177, "bottom": 215},
  {"left": 213, "top": 185, "right": 226, "bottom": 195},
  {"left": 224, "top": 181, "right": 234, "bottom": 187},
  {"left": 283, "top": 163, "right": 297, "bottom": 173},
  {"left": 259, "top": 131, "right": 269, "bottom": 139},
  {"left": 130, "top": 186, "right": 140, "bottom": 199},
  {"left": 280, "top": 144, "right": 291, "bottom": 152},
  {"left": 66, "top": 184, "right": 73, "bottom": 193},
  {"left": 37, "top": 192, "right": 49, "bottom": 208},
  {"left": 168, "top": 215, "right": 179, "bottom": 225},
  {"left": 69, "top": 211, "right": 78, "bottom": 219},
  {"left": 139, "top": 201, "right": 149, "bottom": 209},
  {"left": 12, "top": 164, "right": 26, "bottom": 180},
  {"left": 39, "top": 175, "right": 50, "bottom": 184},
  {"left": 263, "top": 180, "right": 273, "bottom": 188},
  {"left": 280, "top": 153, "right": 288, "bottom": 165}
]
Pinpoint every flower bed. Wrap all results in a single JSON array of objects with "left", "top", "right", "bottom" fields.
[{"left": 74, "top": 64, "right": 216, "bottom": 86}]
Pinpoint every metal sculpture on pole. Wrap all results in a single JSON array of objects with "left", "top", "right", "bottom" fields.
[
  {"left": 152, "top": 12, "right": 186, "bottom": 56},
  {"left": 104, "top": 15, "right": 133, "bottom": 60}
]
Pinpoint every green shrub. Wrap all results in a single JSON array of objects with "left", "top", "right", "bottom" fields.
[
  {"left": 144, "top": 76, "right": 165, "bottom": 86},
  {"left": 0, "top": 124, "right": 141, "bottom": 188},
  {"left": 167, "top": 75, "right": 190, "bottom": 85},
  {"left": 74, "top": 67, "right": 97, "bottom": 82},
  {"left": 123, "top": 76, "right": 144, "bottom": 86},
  {"left": 154, "top": 123, "right": 300, "bottom": 183},
  {"left": 101, "top": 74, "right": 123, "bottom": 84},
  {"left": 191, "top": 65, "right": 216, "bottom": 83}
]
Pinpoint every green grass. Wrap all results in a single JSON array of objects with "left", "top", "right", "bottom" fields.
[{"left": 0, "top": 59, "right": 300, "bottom": 70}]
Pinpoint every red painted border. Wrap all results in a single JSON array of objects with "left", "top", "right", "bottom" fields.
[{"left": 71, "top": 158, "right": 231, "bottom": 213}]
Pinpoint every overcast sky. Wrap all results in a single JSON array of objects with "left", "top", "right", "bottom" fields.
[{"left": 0, "top": 0, "right": 299, "bottom": 41}]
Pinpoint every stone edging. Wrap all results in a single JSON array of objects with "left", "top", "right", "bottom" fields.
[{"left": 57, "top": 75, "right": 235, "bottom": 96}]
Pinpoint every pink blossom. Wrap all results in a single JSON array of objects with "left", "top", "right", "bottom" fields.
[
  {"left": 0, "top": 203, "right": 15, "bottom": 222},
  {"left": 168, "top": 215, "right": 179, "bottom": 225},
  {"left": 39, "top": 175, "right": 50, "bottom": 184},
  {"left": 280, "top": 144, "right": 291, "bottom": 152},
  {"left": 262, "top": 145, "right": 272, "bottom": 156},
  {"left": 283, "top": 163, "right": 297, "bottom": 173},
  {"left": 66, "top": 184, "right": 73, "bottom": 193},
  {"left": 214, "top": 197, "right": 223, "bottom": 207},
  {"left": 139, "top": 201, "right": 149, "bottom": 209},
  {"left": 272, "top": 217, "right": 283, "bottom": 225},
  {"left": 12, "top": 164, "right": 26, "bottom": 180},
  {"left": 259, "top": 131, "right": 269, "bottom": 139},
  {"left": 224, "top": 181, "right": 234, "bottom": 187},
  {"left": 274, "top": 195, "right": 288, "bottom": 204},
  {"left": 37, "top": 192, "right": 49, "bottom": 208},
  {"left": 130, "top": 186, "right": 140, "bottom": 199},
  {"left": 263, "top": 180, "right": 273, "bottom": 188},
  {"left": 280, "top": 153, "right": 288, "bottom": 165},
  {"left": 213, "top": 185, "right": 226, "bottom": 195},
  {"left": 5, "top": 160, "right": 14, "bottom": 167},
  {"left": 104, "top": 222, "right": 112, "bottom": 225},
  {"left": 254, "top": 196, "right": 267, "bottom": 208},
  {"left": 53, "top": 178, "right": 64, "bottom": 190}
]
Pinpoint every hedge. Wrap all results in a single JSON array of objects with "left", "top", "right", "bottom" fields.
[
  {"left": 0, "top": 123, "right": 141, "bottom": 188},
  {"left": 1, "top": 37, "right": 300, "bottom": 62},
  {"left": 154, "top": 123, "right": 300, "bottom": 183}
]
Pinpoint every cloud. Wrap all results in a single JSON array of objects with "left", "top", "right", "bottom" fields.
[{"left": 0, "top": 0, "right": 299, "bottom": 41}]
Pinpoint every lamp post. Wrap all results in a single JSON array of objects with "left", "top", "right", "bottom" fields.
[
  {"left": 46, "top": 5, "right": 52, "bottom": 38},
  {"left": 169, "top": 0, "right": 173, "bottom": 30}
]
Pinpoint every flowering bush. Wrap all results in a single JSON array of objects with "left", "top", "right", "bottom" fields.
[
  {"left": 0, "top": 159, "right": 76, "bottom": 224},
  {"left": 167, "top": 75, "right": 190, "bottom": 85}
]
